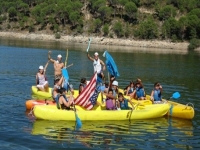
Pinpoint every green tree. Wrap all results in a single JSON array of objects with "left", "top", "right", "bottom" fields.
[
  {"left": 113, "top": 21, "right": 123, "bottom": 37},
  {"left": 125, "top": 2, "right": 137, "bottom": 21},
  {"left": 93, "top": 18, "right": 102, "bottom": 33},
  {"left": 69, "top": 11, "right": 80, "bottom": 27},
  {"left": 158, "top": 5, "right": 176, "bottom": 21},
  {"left": 136, "top": 17, "right": 158, "bottom": 39},
  {"left": 98, "top": 6, "right": 112, "bottom": 23},
  {"left": 8, "top": 7, "right": 17, "bottom": 20},
  {"left": 103, "top": 23, "right": 109, "bottom": 36}
]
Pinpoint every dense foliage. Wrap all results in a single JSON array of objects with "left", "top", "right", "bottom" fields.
[{"left": 0, "top": 0, "right": 200, "bottom": 50}]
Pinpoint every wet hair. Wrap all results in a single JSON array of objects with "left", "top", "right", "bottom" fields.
[{"left": 81, "top": 78, "right": 86, "bottom": 84}]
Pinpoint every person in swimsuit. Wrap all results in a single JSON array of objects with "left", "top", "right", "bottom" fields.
[
  {"left": 87, "top": 52, "right": 106, "bottom": 83},
  {"left": 36, "top": 60, "right": 50, "bottom": 92},
  {"left": 48, "top": 51, "right": 64, "bottom": 80},
  {"left": 58, "top": 88, "right": 74, "bottom": 110}
]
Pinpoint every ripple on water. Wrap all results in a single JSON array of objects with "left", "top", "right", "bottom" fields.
[{"left": 24, "top": 117, "right": 199, "bottom": 149}]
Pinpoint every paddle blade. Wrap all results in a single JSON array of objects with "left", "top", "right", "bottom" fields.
[
  {"left": 86, "top": 38, "right": 92, "bottom": 52},
  {"left": 172, "top": 92, "right": 180, "bottom": 99},
  {"left": 75, "top": 113, "right": 82, "bottom": 129}
]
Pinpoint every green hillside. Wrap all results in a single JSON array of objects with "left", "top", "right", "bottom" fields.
[{"left": 0, "top": 0, "right": 200, "bottom": 50}]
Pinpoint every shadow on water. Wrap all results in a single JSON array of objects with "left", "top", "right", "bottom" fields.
[{"left": 27, "top": 117, "right": 194, "bottom": 149}]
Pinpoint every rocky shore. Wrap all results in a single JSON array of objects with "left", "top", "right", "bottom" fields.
[{"left": 0, "top": 31, "right": 189, "bottom": 51}]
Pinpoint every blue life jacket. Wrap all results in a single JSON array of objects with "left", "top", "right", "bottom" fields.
[
  {"left": 153, "top": 89, "right": 162, "bottom": 101},
  {"left": 136, "top": 87, "right": 145, "bottom": 98},
  {"left": 120, "top": 99, "right": 129, "bottom": 110}
]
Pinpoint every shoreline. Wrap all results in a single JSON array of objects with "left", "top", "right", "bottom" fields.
[{"left": 0, "top": 31, "right": 190, "bottom": 51}]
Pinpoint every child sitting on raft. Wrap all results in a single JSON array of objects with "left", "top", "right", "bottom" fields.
[
  {"left": 117, "top": 93, "right": 134, "bottom": 110},
  {"left": 130, "top": 80, "right": 146, "bottom": 100},
  {"left": 150, "top": 82, "right": 163, "bottom": 104}
]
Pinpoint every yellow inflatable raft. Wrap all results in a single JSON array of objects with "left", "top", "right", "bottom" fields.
[
  {"left": 33, "top": 103, "right": 170, "bottom": 121},
  {"left": 31, "top": 86, "right": 79, "bottom": 99},
  {"left": 123, "top": 94, "right": 194, "bottom": 120}
]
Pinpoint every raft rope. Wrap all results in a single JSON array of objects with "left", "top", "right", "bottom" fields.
[
  {"left": 28, "top": 106, "right": 35, "bottom": 117},
  {"left": 169, "top": 104, "right": 174, "bottom": 116},
  {"left": 185, "top": 102, "right": 194, "bottom": 109}
]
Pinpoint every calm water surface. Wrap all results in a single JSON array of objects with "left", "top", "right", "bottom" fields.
[{"left": 0, "top": 38, "right": 200, "bottom": 150}]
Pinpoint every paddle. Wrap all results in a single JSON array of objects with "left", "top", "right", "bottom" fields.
[
  {"left": 167, "top": 92, "right": 180, "bottom": 100},
  {"left": 65, "top": 49, "right": 68, "bottom": 66},
  {"left": 86, "top": 38, "right": 92, "bottom": 52},
  {"left": 68, "top": 83, "right": 82, "bottom": 129}
]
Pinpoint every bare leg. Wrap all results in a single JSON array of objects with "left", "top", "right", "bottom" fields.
[{"left": 44, "top": 84, "right": 49, "bottom": 92}]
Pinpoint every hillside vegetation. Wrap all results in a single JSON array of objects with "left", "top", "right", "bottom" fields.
[{"left": 0, "top": 0, "right": 200, "bottom": 50}]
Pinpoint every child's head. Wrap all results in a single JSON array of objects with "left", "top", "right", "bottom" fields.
[
  {"left": 118, "top": 92, "right": 124, "bottom": 102},
  {"left": 135, "top": 81, "right": 141, "bottom": 88},
  {"left": 58, "top": 88, "right": 66, "bottom": 94},
  {"left": 130, "top": 81, "right": 134, "bottom": 87},
  {"left": 81, "top": 78, "right": 86, "bottom": 84},
  {"left": 104, "top": 82, "right": 109, "bottom": 88},
  {"left": 154, "top": 82, "right": 160, "bottom": 89},
  {"left": 108, "top": 88, "right": 113, "bottom": 96}
]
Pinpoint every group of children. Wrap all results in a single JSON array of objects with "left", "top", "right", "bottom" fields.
[
  {"left": 35, "top": 51, "right": 163, "bottom": 111},
  {"left": 124, "top": 79, "right": 163, "bottom": 102},
  {"left": 101, "top": 77, "right": 163, "bottom": 110}
]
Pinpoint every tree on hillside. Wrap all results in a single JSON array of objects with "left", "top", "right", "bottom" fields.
[
  {"left": 8, "top": 7, "right": 17, "bottom": 21},
  {"left": 158, "top": 5, "right": 176, "bottom": 21},
  {"left": 135, "top": 17, "right": 158, "bottom": 39},
  {"left": 98, "top": 6, "right": 112, "bottom": 24},
  {"left": 113, "top": 21, "right": 124, "bottom": 37},
  {"left": 125, "top": 2, "right": 137, "bottom": 22}
]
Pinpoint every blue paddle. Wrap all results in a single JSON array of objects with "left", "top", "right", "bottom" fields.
[
  {"left": 168, "top": 92, "right": 180, "bottom": 100},
  {"left": 86, "top": 38, "right": 92, "bottom": 52},
  {"left": 73, "top": 104, "right": 82, "bottom": 129},
  {"left": 67, "top": 83, "right": 82, "bottom": 129}
]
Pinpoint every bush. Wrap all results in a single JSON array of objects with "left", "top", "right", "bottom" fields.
[
  {"left": 55, "top": 32, "right": 61, "bottom": 39},
  {"left": 103, "top": 24, "right": 109, "bottom": 36},
  {"left": 188, "top": 38, "right": 200, "bottom": 51}
]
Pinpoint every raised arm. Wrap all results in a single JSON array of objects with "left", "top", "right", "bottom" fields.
[
  {"left": 44, "top": 60, "right": 50, "bottom": 74},
  {"left": 48, "top": 51, "right": 55, "bottom": 63},
  {"left": 87, "top": 52, "right": 94, "bottom": 61},
  {"left": 100, "top": 59, "right": 106, "bottom": 71}
]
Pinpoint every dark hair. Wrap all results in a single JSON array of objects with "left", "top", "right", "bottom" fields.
[
  {"left": 118, "top": 92, "right": 123, "bottom": 98},
  {"left": 58, "top": 88, "right": 66, "bottom": 94},
  {"left": 104, "top": 82, "right": 109, "bottom": 88},
  {"left": 154, "top": 82, "right": 160, "bottom": 87},
  {"left": 81, "top": 78, "right": 86, "bottom": 84},
  {"left": 54, "top": 78, "right": 60, "bottom": 85},
  {"left": 108, "top": 88, "right": 113, "bottom": 93}
]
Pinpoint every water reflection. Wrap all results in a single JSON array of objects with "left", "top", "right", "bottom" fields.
[{"left": 30, "top": 117, "right": 193, "bottom": 149}]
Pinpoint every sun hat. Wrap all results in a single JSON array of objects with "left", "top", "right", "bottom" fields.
[
  {"left": 94, "top": 52, "right": 99, "bottom": 56},
  {"left": 112, "top": 81, "right": 118, "bottom": 86},
  {"left": 57, "top": 54, "right": 62, "bottom": 58},
  {"left": 39, "top": 65, "right": 44, "bottom": 70}
]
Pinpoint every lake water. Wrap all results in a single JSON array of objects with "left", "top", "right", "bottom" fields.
[{"left": 0, "top": 37, "right": 200, "bottom": 149}]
